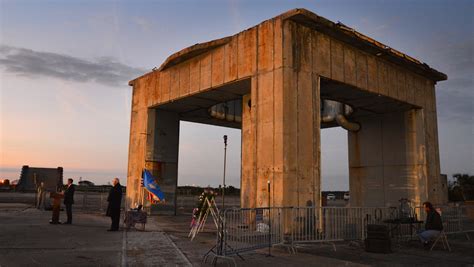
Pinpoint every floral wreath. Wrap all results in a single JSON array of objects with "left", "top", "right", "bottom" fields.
[{"left": 190, "top": 187, "right": 218, "bottom": 227}]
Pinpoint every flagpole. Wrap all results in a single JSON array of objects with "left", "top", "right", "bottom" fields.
[{"left": 141, "top": 131, "right": 149, "bottom": 209}]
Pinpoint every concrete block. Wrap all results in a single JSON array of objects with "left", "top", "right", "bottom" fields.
[
  {"left": 189, "top": 58, "right": 200, "bottom": 95},
  {"left": 257, "top": 19, "right": 274, "bottom": 72},
  {"left": 387, "top": 63, "right": 398, "bottom": 99},
  {"left": 313, "top": 32, "right": 331, "bottom": 78},
  {"left": 330, "top": 40, "right": 344, "bottom": 81},
  {"left": 224, "top": 37, "right": 238, "bottom": 83},
  {"left": 355, "top": 51, "right": 368, "bottom": 90},
  {"left": 344, "top": 46, "right": 357, "bottom": 86},
  {"left": 397, "top": 68, "right": 407, "bottom": 103},
  {"left": 377, "top": 60, "right": 389, "bottom": 97},
  {"left": 273, "top": 18, "right": 283, "bottom": 69},
  {"left": 296, "top": 25, "right": 312, "bottom": 72},
  {"left": 159, "top": 70, "right": 170, "bottom": 103},
  {"left": 349, "top": 166, "right": 384, "bottom": 207},
  {"left": 211, "top": 46, "right": 224, "bottom": 87},
  {"left": 237, "top": 28, "right": 257, "bottom": 78},
  {"left": 200, "top": 52, "right": 212, "bottom": 90},
  {"left": 179, "top": 62, "right": 190, "bottom": 97},
  {"left": 367, "top": 55, "right": 378, "bottom": 94},
  {"left": 282, "top": 20, "right": 295, "bottom": 68}
]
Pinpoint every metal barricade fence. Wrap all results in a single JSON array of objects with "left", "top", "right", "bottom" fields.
[
  {"left": 75, "top": 189, "right": 126, "bottom": 212},
  {"left": 461, "top": 205, "right": 474, "bottom": 235},
  {"left": 213, "top": 205, "right": 474, "bottom": 260},
  {"left": 219, "top": 207, "right": 285, "bottom": 256},
  {"left": 290, "top": 207, "right": 396, "bottom": 244},
  {"left": 217, "top": 206, "right": 397, "bottom": 257}
]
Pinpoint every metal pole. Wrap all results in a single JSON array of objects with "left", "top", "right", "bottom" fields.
[
  {"left": 267, "top": 180, "right": 273, "bottom": 257},
  {"left": 33, "top": 173, "right": 38, "bottom": 207},
  {"left": 222, "top": 135, "right": 228, "bottom": 210}
]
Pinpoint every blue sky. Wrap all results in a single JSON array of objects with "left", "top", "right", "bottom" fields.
[{"left": 1, "top": 0, "right": 473, "bottom": 190}]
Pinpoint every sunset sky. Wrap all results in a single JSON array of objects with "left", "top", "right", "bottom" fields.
[{"left": 1, "top": 0, "right": 473, "bottom": 189}]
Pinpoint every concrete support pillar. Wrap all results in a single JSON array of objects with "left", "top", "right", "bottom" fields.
[
  {"left": 281, "top": 71, "right": 321, "bottom": 208},
  {"left": 241, "top": 93, "right": 257, "bottom": 208},
  {"left": 146, "top": 109, "right": 180, "bottom": 215},
  {"left": 240, "top": 70, "right": 321, "bottom": 209},
  {"left": 348, "top": 109, "right": 428, "bottom": 207}
]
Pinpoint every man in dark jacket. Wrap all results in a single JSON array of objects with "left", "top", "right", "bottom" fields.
[
  {"left": 63, "top": 178, "right": 75, "bottom": 224},
  {"left": 106, "top": 178, "right": 122, "bottom": 231},
  {"left": 417, "top": 201, "right": 443, "bottom": 246}
]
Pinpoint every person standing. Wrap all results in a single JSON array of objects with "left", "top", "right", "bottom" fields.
[
  {"left": 106, "top": 178, "right": 122, "bottom": 231},
  {"left": 63, "top": 178, "right": 75, "bottom": 224}
]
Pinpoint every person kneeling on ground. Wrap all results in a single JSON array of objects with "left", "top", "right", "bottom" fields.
[{"left": 417, "top": 201, "right": 443, "bottom": 247}]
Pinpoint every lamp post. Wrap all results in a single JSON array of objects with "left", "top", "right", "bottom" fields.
[{"left": 222, "top": 135, "right": 228, "bottom": 210}]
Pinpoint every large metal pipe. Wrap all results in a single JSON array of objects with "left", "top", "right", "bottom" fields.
[
  {"left": 320, "top": 99, "right": 360, "bottom": 132},
  {"left": 335, "top": 113, "right": 360, "bottom": 132},
  {"left": 208, "top": 99, "right": 242, "bottom": 123},
  {"left": 209, "top": 98, "right": 359, "bottom": 132}
]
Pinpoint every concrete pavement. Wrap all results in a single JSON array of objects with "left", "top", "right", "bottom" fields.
[
  {"left": 0, "top": 203, "right": 365, "bottom": 267},
  {"left": 2, "top": 201, "right": 472, "bottom": 266},
  {"left": 0, "top": 203, "right": 191, "bottom": 267}
]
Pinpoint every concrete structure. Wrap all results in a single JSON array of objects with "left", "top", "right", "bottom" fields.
[
  {"left": 16, "top": 165, "right": 63, "bottom": 192},
  {"left": 126, "top": 9, "right": 447, "bottom": 214}
]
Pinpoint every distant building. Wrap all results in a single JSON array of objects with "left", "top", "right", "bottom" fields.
[
  {"left": 0, "top": 179, "right": 10, "bottom": 189},
  {"left": 78, "top": 180, "right": 95, "bottom": 187},
  {"left": 15, "top": 166, "right": 63, "bottom": 192}
]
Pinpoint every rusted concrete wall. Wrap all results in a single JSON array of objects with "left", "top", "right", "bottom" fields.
[
  {"left": 127, "top": 17, "right": 286, "bottom": 209},
  {"left": 280, "top": 19, "right": 444, "bottom": 206},
  {"left": 281, "top": 20, "right": 322, "bottom": 208},
  {"left": 126, "top": 77, "right": 148, "bottom": 208},
  {"left": 126, "top": 9, "right": 446, "bottom": 210},
  {"left": 145, "top": 109, "right": 179, "bottom": 214},
  {"left": 240, "top": 94, "right": 255, "bottom": 208},
  {"left": 235, "top": 18, "right": 287, "bottom": 209},
  {"left": 348, "top": 110, "right": 428, "bottom": 207}
]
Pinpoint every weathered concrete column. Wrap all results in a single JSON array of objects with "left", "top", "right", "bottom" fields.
[
  {"left": 241, "top": 93, "right": 257, "bottom": 208},
  {"left": 240, "top": 69, "right": 321, "bottom": 209},
  {"left": 146, "top": 109, "right": 180, "bottom": 215},
  {"left": 280, "top": 20, "right": 322, "bottom": 209},
  {"left": 348, "top": 109, "right": 429, "bottom": 207}
]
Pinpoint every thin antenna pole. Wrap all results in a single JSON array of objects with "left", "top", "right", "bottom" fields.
[{"left": 222, "top": 135, "right": 228, "bottom": 210}]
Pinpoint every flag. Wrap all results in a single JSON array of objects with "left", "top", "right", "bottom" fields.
[
  {"left": 147, "top": 191, "right": 160, "bottom": 204},
  {"left": 142, "top": 169, "right": 165, "bottom": 202}
]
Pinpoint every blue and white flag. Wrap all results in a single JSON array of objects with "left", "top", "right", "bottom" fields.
[{"left": 142, "top": 169, "right": 165, "bottom": 201}]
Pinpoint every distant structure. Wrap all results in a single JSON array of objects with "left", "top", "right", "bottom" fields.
[
  {"left": 126, "top": 8, "right": 447, "bottom": 214},
  {"left": 0, "top": 179, "right": 10, "bottom": 188},
  {"left": 78, "top": 180, "right": 95, "bottom": 187},
  {"left": 16, "top": 166, "right": 63, "bottom": 192}
]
